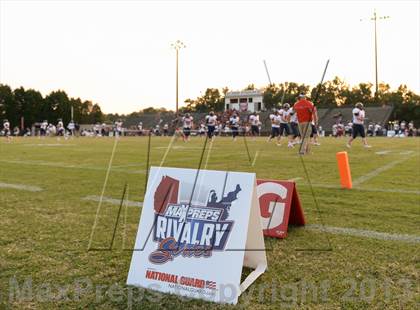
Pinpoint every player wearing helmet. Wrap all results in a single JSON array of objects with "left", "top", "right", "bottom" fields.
[
  {"left": 347, "top": 102, "right": 371, "bottom": 148},
  {"left": 205, "top": 111, "right": 217, "bottom": 139},
  {"left": 182, "top": 113, "right": 193, "bottom": 142},
  {"left": 3, "top": 119, "right": 11, "bottom": 142},
  {"left": 249, "top": 112, "right": 260, "bottom": 139},
  {"left": 229, "top": 112, "right": 240, "bottom": 141},
  {"left": 278, "top": 103, "right": 295, "bottom": 148}
]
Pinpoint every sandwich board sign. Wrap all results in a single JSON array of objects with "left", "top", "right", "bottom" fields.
[
  {"left": 257, "top": 179, "right": 305, "bottom": 238},
  {"left": 127, "top": 167, "right": 267, "bottom": 304}
]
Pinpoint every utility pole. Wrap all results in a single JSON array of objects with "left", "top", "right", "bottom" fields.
[
  {"left": 171, "top": 40, "right": 186, "bottom": 115},
  {"left": 361, "top": 9, "right": 390, "bottom": 102}
]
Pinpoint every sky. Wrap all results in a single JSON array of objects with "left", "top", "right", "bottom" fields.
[{"left": 0, "top": 0, "right": 419, "bottom": 114}]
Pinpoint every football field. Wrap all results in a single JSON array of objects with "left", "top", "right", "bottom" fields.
[{"left": 0, "top": 136, "right": 419, "bottom": 309}]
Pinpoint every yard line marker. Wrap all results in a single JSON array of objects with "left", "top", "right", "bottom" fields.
[
  {"left": 82, "top": 195, "right": 143, "bottom": 207},
  {"left": 0, "top": 182, "right": 42, "bottom": 192},
  {"left": 305, "top": 224, "right": 420, "bottom": 244},
  {"left": 352, "top": 154, "right": 417, "bottom": 186}
]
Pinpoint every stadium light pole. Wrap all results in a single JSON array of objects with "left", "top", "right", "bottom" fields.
[
  {"left": 171, "top": 40, "right": 186, "bottom": 116},
  {"left": 361, "top": 9, "right": 390, "bottom": 102}
]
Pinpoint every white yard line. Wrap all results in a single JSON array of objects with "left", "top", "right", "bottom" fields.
[
  {"left": 251, "top": 150, "right": 259, "bottom": 167},
  {"left": 0, "top": 159, "right": 144, "bottom": 174},
  {"left": 399, "top": 150, "right": 414, "bottom": 155},
  {"left": 88, "top": 138, "right": 119, "bottom": 249},
  {"left": 352, "top": 154, "right": 417, "bottom": 186},
  {"left": 203, "top": 138, "right": 214, "bottom": 170},
  {"left": 0, "top": 182, "right": 43, "bottom": 192},
  {"left": 306, "top": 224, "right": 420, "bottom": 244},
  {"left": 375, "top": 150, "right": 391, "bottom": 155},
  {"left": 82, "top": 195, "right": 143, "bottom": 207},
  {"left": 288, "top": 177, "right": 302, "bottom": 182},
  {"left": 308, "top": 183, "right": 420, "bottom": 195}
]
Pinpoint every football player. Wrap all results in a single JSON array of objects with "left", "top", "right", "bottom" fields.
[
  {"left": 278, "top": 103, "right": 294, "bottom": 148},
  {"left": 182, "top": 113, "right": 193, "bottom": 142},
  {"left": 289, "top": 106, "right": 300, "bottom": 145},
  {"left": 347, "top": 102, "right": 371, "bottom": 148},
  {"left": 40, "top": 120, "right": 48, "bottom": 138},
  {"left": 268, "top": 110, "right": 281, "bottom": 145},
  {"left": 56, "top": 119, "right": 65, "bottom": 138},
  {"left": 115, "top": 119, "right": 123, "bottom": 138},
  {"left": 249, "top": 112, "right": 260, "bottom": 139},
  {"left": 229, "top": 112, "right": 240, "bottom": 141},
  {"left": 3, "top": 119, "right": 11, "bottom": 141},
  {"left": 205, "top": 111, "right": 217, "bottom": 139},
  {"left": 67, "top": 120, "right": 75, "bottom": 137}
]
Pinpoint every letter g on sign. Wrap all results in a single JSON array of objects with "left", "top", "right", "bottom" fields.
[{"left": 257, "top": 182, "right": 287, "bottom": 231}]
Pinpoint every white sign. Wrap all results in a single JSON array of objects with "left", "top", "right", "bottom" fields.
[{"left": 127, "top": 167, "right": 267, "bottom": 304}]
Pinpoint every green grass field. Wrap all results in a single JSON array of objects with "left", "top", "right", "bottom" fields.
[{"left": 0, "top": 136, "right": 419, "bottom": 309}]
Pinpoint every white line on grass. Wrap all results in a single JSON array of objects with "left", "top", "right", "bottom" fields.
[
  {"left": 82, "top": 195, "right": 143, "bottom": 207},
  {"left": 305, "top": 224, "right": 420, "bottom": 244},
  {"left": 251, "top": 150, "right": 259, "bottom": 167},
  {"left": 203, "top": 138, "right": 214, "bottom": 169},
  {"left": 399, "top": 150, "right": 414, "bottom": 155},
  {"left": 0, "top": 182, "right": 43, "bottom": 192},
  {"left": 88, "top": 137, "right": 119, "bottom": 249},
  {"left": 288, "top": 177, "right": 302, "bottom": 182},
  {"left": 0, "top": 159, "right": 144, "bottom": 174},
  {"left": 308, "top": 183, "right": 420, "bottom": 195},
  {"left": 375, "top": 150, "right": 390, "bottom": 155},
  {"left": 154, "top": 146, "right": 203, "bottom": 150},
  {"left": 352, "top": 154, "right": 417, "bottom": 186}
]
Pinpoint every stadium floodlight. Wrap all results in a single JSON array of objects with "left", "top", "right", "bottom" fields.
[
  {"left": 171, "top": 40, "right": 186, "bottom": 116},
  {"left": 360, "top": 9, "right": 390, "bottom": 102}
]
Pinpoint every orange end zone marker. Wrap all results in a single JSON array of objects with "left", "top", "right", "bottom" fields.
[{"left": 336, "top": 151, "right": 352, "bottom": 189}]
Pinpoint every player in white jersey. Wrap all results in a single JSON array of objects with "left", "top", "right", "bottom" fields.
[
  {"left": 56, "top": 119, "right": 65, "bottom": 138},
  {"left": 205, "top": 111, "right": 217, "bottom": 139},
  {"left": 289, "top": 107, "right": 300, "bottom": 144},
  {"left": 229, "top": 112, "right": 240, "bottom": 141},
  {"left": 40, "top": 120, "right": 48, "bottom": 137},
  {"left": 347, "top": 102, "right": 371, "bottom": 148},
  {"left": 268, "top": 110, "right": 282, "bottom": 145},
  {"left": 162, "top": 123, "right": 168, "bottom": 136},
  {"left": 3, "top": 119, "right": 11, "bottom": 141},
  {"left": 67, "top": 120, "right": 75, "bottom": 137},
  {"left": 138, "top": 122, "right": 143, "bottom": 136},
  {"left": 182, "top": 113, "right": 193, "bottom": 142},
  {"left": 94, "top": 123, "right": 101, "bottom": 136},
  {"left": 47, "top": 123, "right": 56, "bottom": 136},
  {"left": 249, "top": 112, "right": 260, "bottom": 139},
  {"left": 115, "top": 119, "right": 123, "bottom": 138},
  {"left": 278, "top": 103, "right": 294, "bottom": 147},
  {"left": 199, "top": 123, "right": 206, "bottom": 137}
]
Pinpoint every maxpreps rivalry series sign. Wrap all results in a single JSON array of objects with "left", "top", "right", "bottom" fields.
[{"left": 127, "top": 167, "right": 267, "bottom": 304}]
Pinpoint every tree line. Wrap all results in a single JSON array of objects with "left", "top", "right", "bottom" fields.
[
  {"left": 0, "top": 84, "right": 104, "bottom": 128},
  {"left": 1, "top": 78, "right": 419, "bottom": 127}
]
